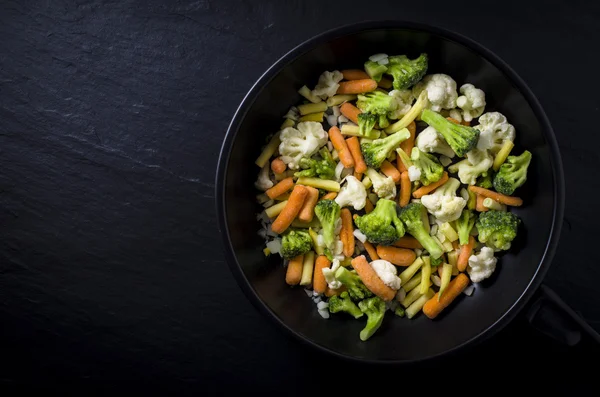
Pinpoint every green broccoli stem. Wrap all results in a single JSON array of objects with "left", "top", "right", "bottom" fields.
[{"left": 358, "top": 297, "right": 386, "bottom": 341}]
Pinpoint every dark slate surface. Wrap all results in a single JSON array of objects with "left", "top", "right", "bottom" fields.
[{"left": 0, "top": 0, "right": 599, "bottom": 394}]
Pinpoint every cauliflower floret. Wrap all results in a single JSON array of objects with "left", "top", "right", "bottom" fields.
[
  {"left": 467, "top": 246, "right": 497, "bottom": 283},
  {"left": 407, "top": 165, "right": 421, "bottom": 182},
  {"left": 474, "top": 112, "right": 515, "bottom": 154},
  {"left": 449, "top": 148, "right": 493, "bottom": 185},
  {"left": 322, "top": 258, "right": 342, "bottom": 289},
  {"left": 448, "top": 109, "right": 462, "bottom": 122},
  {"left": 335, "top": 175, "right": 367, "bottom": 210},
  {"left": 278, "top": 121, "right": 328, "bottom": 169},
  {"left": 283, "top": 106, "right": 299, "bottom": 121},
  {"left": 412, "top": 74, "right": 458, "bottom": 112},
  {"left": 387, "top": 89, "right": 414, "bottom": 119},
  {"left": 365, "top": 168, "right": 396, "bottom": 200},
  {"left": 254, "top": 164, "right": 274, "bottom": 191},
  {"left": 370, "top": 259, "right": 401, "bottom": 290},
  {"left": 312, "top": 70, "right": 344, "bottom": 100},
  {"left": 456, "top": 84, "right": 486, "bottom": 122},
  {"left": 415, "top": 126, "right": 455, "bottom": 158},
  {"left": 421, "top": 177, "right": 466, "bottom": 222}
]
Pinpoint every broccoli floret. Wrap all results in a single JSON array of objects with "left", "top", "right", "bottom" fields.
[
  {"left": 476, "top": 210, "right": 520, "bottom": 251},
  {"left": 334, "top": 266, "right": 374, "bottom": 301},
  {"left": 476, "top": 171, "right": 494, "bottom": 189},
  {"left": 314, "top": 199, "right": 341, "bottom": 250},
  {"left": 281, "top": 229, "right": 313, "bottom": 259},
  {"left": 361, "top": 128, "right": 410, "bottom": 168},
  {"left": 421, "top": 109, "right": 480, "bottom": 157},
  {"left": 358, "top": 113, "right": 377, "bottom": 137},
  {"left": 356, "top": 91, "right": 394, "bottom": 131},
  {"left": 410, "top": 147, "right": 444, "bottom": 186},
  {"left": 456, "top": 209, "right": 477, "bottom": 246},
  {"left": 493, "top": 150, "right": 532, "bottom": 195},
  {"left": 358, "top": 297, "right": 386, "bottom": 341},
  {"left": 387, "top": 54, "right": 428, "bottom": 90},
  {"left": 328, "top": 291, "right": 364, "bottom": 319},
  {"left": 294, "top": 147, "right": 336, "bottom": 179},
  {"left": 356, "top": 91, "right": 394, "bottom": 115},
  {"left": 354, "top": 198, "right": 405, "bottom": 245},
  {"left": 364, "top": 60, "right": 388, "bottom": 82},
  {"left": 398, "top": 203, "right": 444, "bottom": 259}
]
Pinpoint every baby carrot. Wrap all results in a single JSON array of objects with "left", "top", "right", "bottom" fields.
[
  {"left": 336, "top": 79, "right": 378, "bottom": 94},
  {"left": 447, "top": 117, "right": 461, "bottom": 124},
  {"left": 364, "top": 199, "right": 374, "bottom": 214},
  {"left": 393, "top": 236, "right": 423, "bottom": 249},
  {"left": 285, "top": 254, "right": 304, "bottom": 286},
  {"left": 340, "top": 208, "right": 355, "bottom": 257},
  {"left": 271, "top": 185, "right": 308, "bottom": 234},
  {"left": 380, "top": 160, "right": 401, "bottom": 183},
  {"left": 399, "top": 171, "right": 411, "bottom": 207},
  {"left": 328, "top": 126, "right": 355, "bottom": 168},
  {"left": 457, "top": 236, "right": 476, "bottom": 272},
  {"left": 351, "top": 255, "right": 397, "bottom": 301},
  {"left": 353, "top": 171, "right": 363, "bottom": 181},
  {"left": 271, "top": 158, "right": 287, "bottom": 174},
  {"left": 475, "top": 194, "right": 488, "bottom": 212},
  {"left": 345, "top": 136, "right": 367, "bottom": 174},
  {"left": 363, "top": 241, "right": 379, "bottom": 260},
  {"left": 340, "top": 102, "right": 361, "bottom": 124},
  {"left": 378, "top": 78, "right": 393, "bottom": 89},
  {"left": 313, "top": 255, "right": 331, "bottom": 294},
  {"left": 321, "top": 192, "right": 338, "bottom": 201},
  {"left": 397, "top": 121, "right": 416, "bottom": 174},
  {"left": 298, "top": 186, "right": 320, "bottom": 222},
  {"left": 265, "top": 177, "right": 294, "bottom": 200},
  {"left": 341, "top": 69, "right": 370, "bottom": 80},
  {"left": 462, "top": 120, "right": 471, "bottom": 126},
  {"left": 423, "top": 273, "right": 470, "bottom": 319},
  {"left": 412, "top": 172, "right": 449, "bottom": 199},
  {"left": 376, "top": 246, "right": 416, "bottom": 267},
  {"left": 468, "top": 186, "right": 524, "bottom": 207}
]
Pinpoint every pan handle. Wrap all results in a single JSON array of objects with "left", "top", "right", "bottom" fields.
[{"left": 526, "top": 284, "right": 600, "bottom": 346}]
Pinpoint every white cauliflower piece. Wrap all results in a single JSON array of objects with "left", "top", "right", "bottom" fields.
[
  {"left": 283, "top": 106, "right": 299, "bottom": 121},
  {"left": 449, "top": 148, "right": 493, "bottom": 185},
  {"left": 278, "top": 121, "right": 328, "bottom": 169},
  {"left": 254, "top": 164, "right": 273, "bottom": 191},
  {"left": 467, "top": 247, "right": 497, "bottom": 283},
  {"left": 322, "top": 258, "right": 342, "bottom": 290},
  {"left": 421, "top": 177, "right": 466, "bottom": 222},
  {"left": 415, "top": 126, "right": 455, "bottom": 158},
  {"left": 387, "top": 89, "right": 414, "bottom": 119},
  {"left": 370, "top": 260, "right": 402, "bottom": 290},
  {"left": 412, "top": 74, "right": 458, "bottom": 112},
  {"left": 456, "top": 84, "right": 486, "bottom": 122},
  {"left": 335, "top": 175, "right": 367, "bottom": 210},
  {"left": 312, "top": 70, "right": 343, "bottom": 100},
  {"left": 474, "top": 112, "right": 516, "bottom": 154},
  {"left": 408, "top": 165, "right": 421, "bottom": 182},
  {"left": 365, "top": 168, "right": 396, "bottom": 200},
  {"left": 448, "top": 109, "right": 462, "bottom": 123}
]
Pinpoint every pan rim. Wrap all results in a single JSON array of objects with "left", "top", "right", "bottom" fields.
[{"left": 215, "top": 20, "right": 565, "bottom": 364}]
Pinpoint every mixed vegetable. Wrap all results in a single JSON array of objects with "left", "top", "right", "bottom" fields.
[{"left": 254, "top": 53, "right": 532, "bottom": 341}]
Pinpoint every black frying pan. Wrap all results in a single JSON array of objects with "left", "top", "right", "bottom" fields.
[{"left": 215, "top": 21, "right": 595, "bottom": 363}]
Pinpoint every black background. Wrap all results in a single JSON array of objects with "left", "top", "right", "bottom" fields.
[{"left": 1, "top": 0, "right": 599, "bottom": 395}]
